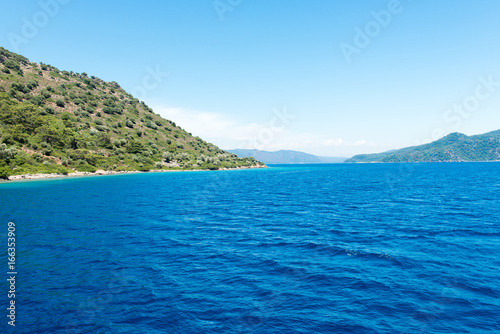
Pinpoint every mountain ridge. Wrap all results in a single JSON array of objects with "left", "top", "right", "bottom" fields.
[
  {"left": 346, "top": 131, "right": 500, "bottom": 163},
  {"left": 229, "top": 149, "right": 347, "bottom": 164}
]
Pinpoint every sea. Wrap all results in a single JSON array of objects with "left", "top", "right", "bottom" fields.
[{"left": 0, "top": 163, "right": 499, "bottom": 333}]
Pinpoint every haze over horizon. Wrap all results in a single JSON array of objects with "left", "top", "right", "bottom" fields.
[{"left": 1, "top": 0, "right": 500, "bottom": 156}]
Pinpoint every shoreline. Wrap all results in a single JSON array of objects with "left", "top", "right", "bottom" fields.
[{"left": 1, "top": 165, "right": 268, "bottom": 183}]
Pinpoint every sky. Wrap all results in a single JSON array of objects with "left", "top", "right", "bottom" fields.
[{"left": 1, "top": 0, "right": 500, "bottom": 157}]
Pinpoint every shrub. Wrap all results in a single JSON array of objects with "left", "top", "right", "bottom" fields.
[
  {"left": 4, "top": 59, "right": 20, "bottom": 71},
  {"left": 56, "top": 99, "right": 65, "bottom": 107},
  {"left": 11, "top": 82, "right": 30, "bottom": 93},
  {"left": 41, "top": 145, "right": 53, "bottom": 156},
  {"left": 162, "top": 152, "right": 173, "bottom": 162},
  {"left": 0, "top": 166, "right": 11, "bottom": 179},
  {"left": 146, "top": 121, "right": 157, "bottom": 130},
  {"left": 95, "top": 125, "right": 108, "bottom": 132},
  {"left": 76, "top": 164, "right": 97, "bottom": 173},
  {"left": 178, "top": 153, "right": 190, "bottom": 161},
  {"left": 0, "top": 144, "right": 17, "bottom": 161},
  {"left": 127, "top": 141, "right": 144, "bottom": 154},
  {"left": 61, "top": 157, "right": 72, "bottom": 166},
  {"left": 30, "top": 95, "right": 45, "bottom": 106},
  {"left": 41, "top": 90, "right": 51, "bottom": 99},
  {"left": 27, "top": 80, "right": 38, "bottom": 90},
  {"left": 32, "top": 153, "right": 44, "bottom": 163},
  {"left": 103, "top": 106, "right": 115, "bottom": 114}
]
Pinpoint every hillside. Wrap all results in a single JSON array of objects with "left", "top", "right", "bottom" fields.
[
  {"left": 346, "top": 131, "right": 500, "bottom": 163},
  {"left": 0, "top": 47, "right": 264, "bottom": 178},
  {"left": 229, "top": 149, "right": 347, "bottom": 164}
]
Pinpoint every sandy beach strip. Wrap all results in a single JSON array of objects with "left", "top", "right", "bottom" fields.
[{"left": 2, "top": 165, "right": 268, "bottom": 182}]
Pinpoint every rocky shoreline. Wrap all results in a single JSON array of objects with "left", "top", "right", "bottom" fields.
[{"left": 2, "top": 165, "right": 268, "bottom": 182}]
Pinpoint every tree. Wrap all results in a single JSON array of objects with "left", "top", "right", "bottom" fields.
[
  {"left": 163, "top": 152, "right": 173, "bottom": 162},
  {"left": 0, "top": 96, "right": 43, "bottom": 135},
  {"left": 127, "top": 141, "right": 144, "bottom": 154},
  {"left": 0, "top": 144, "right": 17, "bottom": 161},
  {"left": 36, "top": 125, "right": 64, "bottom": 148}
]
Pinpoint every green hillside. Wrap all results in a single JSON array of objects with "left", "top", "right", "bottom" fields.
[
  {"left": 0, "top": 47, "right": 264, "bottom": 178},
  {"left": 346, "top": 131, "right": 500, "bottom": 163}
]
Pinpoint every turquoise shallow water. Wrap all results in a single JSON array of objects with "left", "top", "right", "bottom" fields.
[{"left": 1, "top": 163, "right": 499, "bottom": 333}]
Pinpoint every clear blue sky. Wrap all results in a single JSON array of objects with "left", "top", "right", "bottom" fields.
[{"left": 1, "top": 0, "right": 500, "bottom": 157}]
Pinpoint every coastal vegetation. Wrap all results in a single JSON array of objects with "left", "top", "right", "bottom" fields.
[{"left": 0, "top": 47, "right": 263, "bottom": 178}]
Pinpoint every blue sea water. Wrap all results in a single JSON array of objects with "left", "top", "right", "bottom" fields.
[{"left": 0, "top": 163, "right": 499, "bottom": 334}]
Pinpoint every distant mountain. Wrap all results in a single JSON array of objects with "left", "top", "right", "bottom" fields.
[
  {"left": 229, "top": 149, "right": 347, "bottom": 164},
  {"left": 346, "top": 131, "right": 500, "bottom": 163}
]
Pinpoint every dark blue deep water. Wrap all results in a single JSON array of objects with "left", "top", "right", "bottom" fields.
[{"left": 1, "top": 163, "right": 499, "bottom": 333}]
